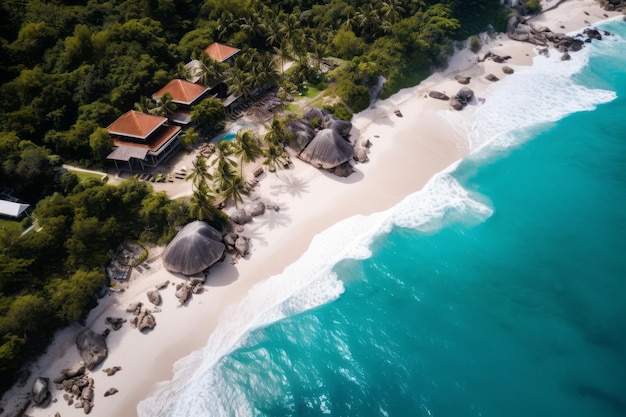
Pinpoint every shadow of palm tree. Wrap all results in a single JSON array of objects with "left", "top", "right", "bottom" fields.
[{"left": 268, "top": 174, "right": 309, "bottom": 198}]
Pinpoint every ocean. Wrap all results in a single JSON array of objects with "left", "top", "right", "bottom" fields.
[{"left": 138, "top": 18, "right": 626, "bottom": 417}]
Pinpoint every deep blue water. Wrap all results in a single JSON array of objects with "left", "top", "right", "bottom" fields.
[{"left": 139, "top": 19, "right": 626, "bottom": 417}]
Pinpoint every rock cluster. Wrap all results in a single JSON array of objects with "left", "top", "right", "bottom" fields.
[
  {"left": 53, "top": 364, "right": 95, "bottom": 414},
  {"left": 175, "top": 277, "right": 205, "bottom": 305},
  {"left": 127, "top": 302, "right": 157, "bottom": 332},
  {"left": 32, "top": 377, "right": 50, "bottom": 406},
  {"left": 105, "top": 316, "right": 126, "bottom": 330},
  {"left": 507, "top": 15, "right": 613, "bottom": 58},
  {"left": 450, "top": 87, "right": 475, "bottom": 111}
]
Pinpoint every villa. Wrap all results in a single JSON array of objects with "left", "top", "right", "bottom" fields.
[
  {"left": 106, "top": 110, "right": 181, "bottom": 171},
  {"left": 152, "top": 79, "right": 211, "bottom": 125}
]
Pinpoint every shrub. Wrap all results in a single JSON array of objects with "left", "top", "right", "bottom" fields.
[{"left": 469, "top": 36, "right": 481, "bottom": 53}]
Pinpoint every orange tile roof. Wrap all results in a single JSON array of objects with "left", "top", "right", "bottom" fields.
[
  {"left": 107, "top": 111, "right": 166, "bottom": 139},
  {"left": 204, "top": 42, "right": 240, "bottom": 62},
  {"left": 112, "top": 125, "right": 181, "bottom": 152},
  {"left": 152, "top": 79, "right": 210, "bottom": 105}
]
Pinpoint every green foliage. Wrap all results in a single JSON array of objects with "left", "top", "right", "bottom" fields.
[
  {"left": 191, "top": 97, "right": 226, "bottom": 126},
  {"left": 324, "top": 102, "right": 353, "bottom": 121},
  {"left": 469, "top": 36, "right": 481, "bottom": 53},
  {"left": 525, "top": 0, "right": 542, "bottom": 14}
]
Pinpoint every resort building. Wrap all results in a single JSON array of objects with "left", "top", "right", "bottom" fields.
[
  {"left": 0, "top": 199, "right": 29, "bottom": 219},
  {"left": 203, "top": 42, "right": 241, "bottom": 64},
  {"left": 106, "top": 110, "right": 181, "bottom": 171},
  {"left": 152, "top": 79, "right": 211, "bottom": 125}
]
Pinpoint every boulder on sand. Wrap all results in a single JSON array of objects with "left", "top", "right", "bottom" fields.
[
  {"left": 76, "top": 330, "right": 108, "bottom": 370},
  {"left": 32, "top": 377, "right": 50, "bottom": 406},
  {"left": 428, "top": 90, "right": 450, "bottom": 100}
]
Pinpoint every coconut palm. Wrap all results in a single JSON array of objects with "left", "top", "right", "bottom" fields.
[
  {"left": 231, "top": 130, "right": 263, "bottom": 178},
  {"left": 188, "top": 181, "right": 221, "bottom": 222},
  {"left": 226, "top": 67, "right": 253, "bottom": 101},
  {"left": 151, "top": 93, "right": 177, "bottom": 118},
  {"left": 196, "top": 54, "right": 227, "bottom": 87},
  {"left": 263, "top": 142, "right": 289, "bottom": 178},
  {"left": 186, "top": 156, "right": 212, "bottom": 191},
  {"left": 134, "top": 96, "right": 156, "bottom": 113},
  {"left": 220, "top": 175, "right": 248, "bottom": 209}
]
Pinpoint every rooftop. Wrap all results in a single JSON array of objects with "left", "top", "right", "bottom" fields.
[
  {"left": 152, "top": 79, "right": 210, "bottom": 105},
  {"left": 204, "top": 42, "right": 240, "bottom": 63},
  {"left": 107, "top": 111, "right": 167, "bottom": 140}
]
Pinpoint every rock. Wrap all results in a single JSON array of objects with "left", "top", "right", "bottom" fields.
[
  {"left": 102, "top": 366, "right": 122, "bottom": 376},
  {"left": 81, "top": 387, "right": 94, "bottom": 402},
  {"left": 449, "top": 97, "right": 464, "bottom": 111},
  {"left": 126, "top": 301, "right": 142, "bottom": 315},
  {"left": 502, "top": 65, "right": 514, "bottom": 74},
  {"left": 55, "top": 363, "right": 86, "bottom": 383},
  {"left": 428, "top": 90, "right": 449, "bottom": 100},
  {"left": 485, "top": 73, "right": 499, "bottom": 82},
  {"left": 361, "top": 138, "right": 372, "bottom": 148},
  {"left": 190, "top": 276, "right": 205, "bottom": 286},
  {"left": 146, "top": 290, "right": 161, "bottom": 306},
  {"left": 530, "top": 22, "right": 549, "bottom": 33},
  {"left": 354, "top": 147, "right": 369, "bottom": 163},
  {"left": 136, "top": 310, "right": 156, "bottom": 332},
  {"left": 175, "top": 284, "right": 192, "bottom": 305},
  {"left": 223, "top": 232, "right": 238, "bottom": 250},
  {"left": 55, "top": 412, "right": 61, "bottom": 417},
  {"left": 105, "top": 317, "right": 126, "bottom": 331},
  {"left": 561, "top": 51, "right": 571, "bottom": 61},
  {"left": 583, "top": 27, "right": 602, "bottom": 41},
  {"left": 84, "top": 401, "right": 94, "bottom": 414},
  {"left": 249, "top": 201, "right": 265, "bottom": 217},
  {"left": 230, "top": 208, "right": 252, "bottom": 225},
  {"left": 235, "top": 237, "right": 249, "bottom": 257},
  {"left": 332, "top": 161, "right": 354, "bottom": 177},
  {"left": 76, "top": 330, "right": 108, "bottom": 370},
  {"left": 32, "top": 377, "right": 50, "bottom": 406},
  {"left": 455, "top": 87, "right": 474, "bottom": 105},
  {"left": 155, "top": 280, "right": 169, "bottom": 290},
  {"left": 454, "top": 75, "right": 471, "bottom": 85},
  {"left": 394, "top": 109, "right": 403, "bottom": 117},
  {"left": 104, "top": 388, "right": 118, "bottom": 397},
  {"left": 75, "top": 400, "right": 84, "bottom": 408}
]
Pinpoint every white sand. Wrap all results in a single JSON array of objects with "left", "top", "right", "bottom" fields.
[{"left": 4, "top": 1, "right": 621, "bottom": 416}]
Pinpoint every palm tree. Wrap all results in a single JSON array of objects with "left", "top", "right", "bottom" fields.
[
  {"left": 186, "top": 156, "right": 212, "bottom": 191},
  {"left": 381, "top": 0, "right": 406, "bottom": 25},
  {"left": 262, "top": 142, "right": 289, "bottom": 178},
  {"left": 231, "top": 130, "right": 263, "bottom": 178},
  {"left": 355, "top": 4, "right": 382, "bottom": 40},
  {"left": 264, "top": 118, "right": 293, "bottom": 148},
  {"left": 196, "top": 54, "right": 227, "bottom": 87},
  {"left": 188, "top": 181, "right": 222, "bottom": 222},
  {"left": 134, "top": 96, "right": 156, "bottom": 113},
  {"left": 252, "top": 52, "right": 279, "bottom": 89},
  {"left": 226, "top": 67, "right": 253, "bottom": 101},
  {"left": 151, "top": 93, "right": 177, "bottom": 118},
  {"left": 220, "top": 175, "right": 248, "bottom": 209}
]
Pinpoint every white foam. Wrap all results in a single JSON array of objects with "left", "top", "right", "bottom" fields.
[{"left": 467, "top": 40, "right": 616, "bottom": 153}]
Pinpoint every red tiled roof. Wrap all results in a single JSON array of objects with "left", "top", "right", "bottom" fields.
[
  {"left": 112, "top": 125, "right": 181, "bottom": 153},
  {"left": 204, "top": 42, "right": 240, "bottom": 62},
  {"left": 152, "top": 79, "right": 210, "bottom": 105},
  {"left": 107, "top": 111, "right": 166, "bottom": 139}
]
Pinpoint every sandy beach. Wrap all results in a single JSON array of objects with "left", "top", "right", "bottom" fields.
[{"left": 3, "top": 1, "right": 621, "bottom": 416}]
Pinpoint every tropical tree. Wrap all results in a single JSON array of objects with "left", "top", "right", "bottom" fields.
[
  {"left": 151, "top": 92, "right": 177, "bottom": 118},
  {"left": 186, "top": 156, "right": 212, "bottom": 191},
  {"left": 220, "top": 175, "right": 248, "bottom": 209},
  {"left": 226, "top": 67, "right": 253, "bottom": 100},
  {"left": 191, "top": 97, "right": 226, "bottom": 126},
  {"left": 181, "top": 127, "right": 200, "bottom": 148},
  {"left": 188, "top": 181, "right": 222, "bottom": 222},
  {"left": 134, "top": 96, "right": 156, "bottom": 113},
  {"left": 263, "top": 118, "right": 292, "bottom": 148},
  {"left": 231, "top": 130, "right": 263, "bottom": 177},
  {"left": 195, "top": 53, "right": 228, "bottom": 87},
  {"left": 262, "top": 141, "right": 289, "bottom": 178}
]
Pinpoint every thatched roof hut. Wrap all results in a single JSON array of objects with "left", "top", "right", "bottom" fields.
[
  {"left": 323, "top": 115, "right": 352, "bottom": 138},
  {"left": 299, "top": 129, "right": 354, "bottom": 170},
  {"left": 162, "top": 221, "right": 225, "bottom": 275},
  {"left": 285, "top": 119, "right": 316, "bottom": 153},
  {"left": 303, "top": 106, "right": 329, "bottom": 124}
]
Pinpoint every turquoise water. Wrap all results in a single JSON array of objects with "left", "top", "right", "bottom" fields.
[{"left": 139, "top": 19, "right": 626, "bottom": 417}]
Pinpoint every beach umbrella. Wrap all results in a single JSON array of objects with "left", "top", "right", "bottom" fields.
[
  {"left": 299, "top": 128, "right": 354, "bottom": 170},
  {"left": 162, "top": 221, "right": 225, "bottom": 275}
]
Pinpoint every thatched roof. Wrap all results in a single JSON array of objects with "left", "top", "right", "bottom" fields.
[
  {"left": 323, "top": 115, "right": 352, "bottom": 138},
  {"left": 303, "top": 106, "right": 329, "bottom": 123},
  {"left": 162, "top": 221, "right": 225, "bottom": 275},
  {"left": 285, "top": 119, "right": 316, "bottom": 153},
  {"left": 299, "top": 129, "right": 354, "bottom": 170}
]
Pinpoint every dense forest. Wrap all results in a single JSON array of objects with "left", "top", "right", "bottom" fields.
[{"left": 0, "top": 0, "right": 509, "bottom": 396}]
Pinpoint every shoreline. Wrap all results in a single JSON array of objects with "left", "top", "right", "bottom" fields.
[{"left": 3, "top": 2, "right": 621, "bottom": 416}]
